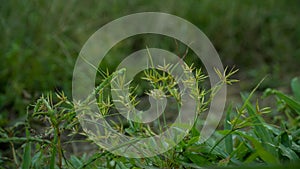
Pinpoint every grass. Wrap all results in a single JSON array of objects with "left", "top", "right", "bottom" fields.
[
  {"left": 1, "top": 0, "right": 300, "bottom": 120},
  {"left": 0, "top": 62, "right": 299, "bottom": 168},
  {"left": 1, "top": 0, "right": 300, "bottom": 168}
]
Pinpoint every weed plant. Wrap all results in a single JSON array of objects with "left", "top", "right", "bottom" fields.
[{"left": 0, "top": 59, "right": 299, "bottom": 168}]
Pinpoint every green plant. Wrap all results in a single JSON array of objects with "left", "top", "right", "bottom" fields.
[
  {"left": 1, "top": 1, "right": 300, "bottom": 168},
  {"left": 1, "top": 0, "right": 300, "bottom": 122},
  {"left": 1, "top": 60, "right": 300, "bottom": 168},
  {"left": 0, "top": 56, "right": 230, "bottom": 168}
]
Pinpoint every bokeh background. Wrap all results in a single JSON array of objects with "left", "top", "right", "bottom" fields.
[{"left": 1, "top": 0, "right": 299, "bottom": 126}]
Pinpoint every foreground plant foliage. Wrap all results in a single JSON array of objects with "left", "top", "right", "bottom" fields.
[{"left": 0, "top": 65, "right": 299, "bottom": 168}]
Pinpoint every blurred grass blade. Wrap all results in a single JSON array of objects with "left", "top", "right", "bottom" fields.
[
  {"left": 21, "top": 128, "right": 31, "bottom": 169},
  {"left": 50, "top": 132, "right": 57, "bottom": 169},
  {"left": 225, "top": 104, "right": 233, "bottom": 154},
  {"left": 21, "top": 141, "right": 31, "bottom": 169},
  {"left": 291, "top": 77, "right": 300, "bottom": 101}
]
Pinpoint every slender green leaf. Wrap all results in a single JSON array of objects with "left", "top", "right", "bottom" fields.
[
  {"left": 70, "top": 155, "right": 83, "bottom": 167},
  {"left": 50, "top": 132, "right": 57, "bottom": 169},
  {"left": 280, "top": 131, "right": 291, "bottom": 148},
  {"left": 234, "top": 131, "right": 279, "bottom": 164},
  {"left": 185, "top": 153, "right": 209, "bottom": 166},
  {"left": 31, "top": 151, "right": 42, "bottom": 168},
  {"left": 21, "top": 128, "right": 31, "bottom": 169},
  {"left": 242, "top": 94, "right": 277, "bottom": 158},
  {"left": 265, "top": 89, "right": 300, "bottom": 115},
  {"left": 244, "top": 152, "right": 259, "bottom": 163},
  {"left": 279, "top": 144, "right": 299, "bottom": 161},
  {"left": 78, "top": 152, "right": 108, "bottom": 169},
  {"left": 225, "top": 104, "right": 233, "bottom": 154}
]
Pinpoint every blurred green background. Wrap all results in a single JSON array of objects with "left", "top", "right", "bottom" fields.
[{"left": 1, "top": 0, "right": 299, "bottom": 126}]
